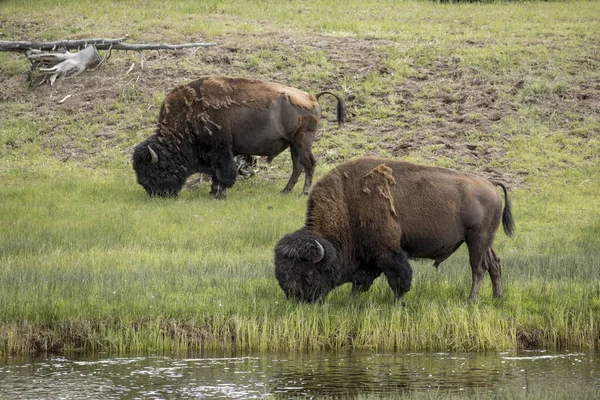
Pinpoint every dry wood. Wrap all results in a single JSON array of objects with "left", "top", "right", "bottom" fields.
[
  {"left": 3, "top": 36, "right": 217, "bottom": 85},
  {"left": 0, "top": 37, "right": 128, "bottom": 52},
  {"left": 0, "top": 37, "right": 216, "bottom": 52},
  {"left": 105, "top": 42, "right": 217, "bottom": 50},
  {"left": 27, "top": 44, "right": 100, "bottom": 85}
]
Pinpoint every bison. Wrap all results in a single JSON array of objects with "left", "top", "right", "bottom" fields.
[
  {"left": 132, "top": 76, "right": 345, "bottom": 198},
  {"left": 274, "top": 157, "right": 515, "bottom": 304}
]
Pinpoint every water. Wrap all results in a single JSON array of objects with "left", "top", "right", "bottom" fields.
[{"left": 1, "top": 350, "right": 598, "bottom": 399}]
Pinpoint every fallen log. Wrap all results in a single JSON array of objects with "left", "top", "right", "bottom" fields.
[
  {"left": 0, "top": 37, "right": 217, "bottom": 52},
  {"left": 0, "top": 37, "right": 129, "bottom": 52},
  {"left": 1, "top": 36, "right": 217, "bottom": 85}
]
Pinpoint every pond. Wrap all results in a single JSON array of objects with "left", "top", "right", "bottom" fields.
[{"left": 1, "top": 350, "right": 598, "bottom": 399}]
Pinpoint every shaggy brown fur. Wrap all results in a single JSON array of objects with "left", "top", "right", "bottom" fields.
[
  {"left": 275, "top": 157, "right": 515, "bottom": 303},
  {"left": 198, "top": 76, "right": 320, "bottom": 111},
  {"left": 133, "top": 76, "right": 345, "bottom": 198}
]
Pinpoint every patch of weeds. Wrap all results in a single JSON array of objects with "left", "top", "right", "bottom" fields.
[
  {"left": 550, "top": 80, "right": 568, "bottom": 95},
  {"left": 198, "top": 0, "right": 225, "bottom": 14},
  {"left": 290, "top": 46, "right": 335, "bottom": 83},
  {"left": 118, "top": 84, "right": 145, "bottom": 105},
  {"left": 0, "top": 53, "right": 28, "bottom": 78},
  {"left": 378, "top": 46, "right": 416, "bottom": 83},
  {"left": 411, "top": 99, "right": 425, "bottom": 113},
  {"left": 180, "top": 20, "right": 227, "bottom": 39},
  {"left": 246, "top": 50, "right": 294, "bottom": 73},
  {"left": 0, "top": 103, "right": 44, "bottom": 157},
  {"left": 406, "top": 43, "right": 439, "bottom": 68},
  {"left": 315, "top": 129, "right": 372, "bottom": 163},
  {"left": 570, "top": 116, "right": 598, "bottom": 138},
  {"left": 520, "top": 80, "right": 551, "bottom": 104},
  {"left": 460, "top": 43, "right": 529, "bottom": 73},
  {"left": 0, "top": 118, "right": 41, "bottom": 154},
  {"left": 417, "top": 84, "right": 440, "bottom": 100},
  {"left": 361, "top": 71, "right": 392, "bottom": 96}
]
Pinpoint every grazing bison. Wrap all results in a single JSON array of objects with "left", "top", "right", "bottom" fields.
[
  {"left": 132, "top": 76, "right": 345, "bottom": 198},
  {"left": 274, "top": 157, "right": 515, "bottom": 304}
]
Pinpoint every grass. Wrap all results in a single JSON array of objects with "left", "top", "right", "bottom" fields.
[
  {"left": 352, "top": 387, "right": 600, "bottom": 400},
  {"left": 1, "top": 0, "right": 599, "bottom": 355}
]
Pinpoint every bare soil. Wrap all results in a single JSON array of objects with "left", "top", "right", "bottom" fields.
[{"left": 3, "top": 31, "right": 598, "bottom": 188}]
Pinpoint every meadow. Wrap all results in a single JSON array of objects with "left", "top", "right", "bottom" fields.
[{"left": 0, "top": 0, "right": 599, "bottom": 355}]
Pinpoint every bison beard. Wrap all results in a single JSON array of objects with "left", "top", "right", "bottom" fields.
[
  {"left": 132, "top": 76, "right": 345, "bottom": 199},
  {"left": 274, "top": 157, "right": 515, "bottom": 304}
]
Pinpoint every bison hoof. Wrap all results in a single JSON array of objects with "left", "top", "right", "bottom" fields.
[
  {"left": 395, "top": 295, "right": 406, "bottom": 307},
  {"left": 212, "top": 191, "right": 226, "bottom": 200}
]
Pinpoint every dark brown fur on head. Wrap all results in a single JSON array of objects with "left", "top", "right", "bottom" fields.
[
  {"left": 132, "top": 137, "right": 188, "bottom": 197},
  {"left": 274, "top": 228, "right": 339, "bottom": 303}
]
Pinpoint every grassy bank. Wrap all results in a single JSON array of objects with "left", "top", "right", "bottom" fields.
[
  {"left": 1, "top": 163, "right": 598, "bottom": 354},
  {"left": 1, "top": 0, "right": 599, "bottom": 355}
]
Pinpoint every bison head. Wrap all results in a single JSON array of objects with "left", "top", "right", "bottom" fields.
[
  {"left": 132, "top": 138, "right": 186, "bottom": 197},
  {"left": 274, "top": 229, "right": 340, "bottom": 303}
]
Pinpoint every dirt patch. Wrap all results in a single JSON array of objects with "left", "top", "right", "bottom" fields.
[{"left": 3, "top": 30, "right": 597, "bottom": 189}]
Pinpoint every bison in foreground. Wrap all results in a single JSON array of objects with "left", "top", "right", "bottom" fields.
[
  {"left": 274, "top": 157, "right": 515, "bottom": 304},
  {"left": 132, "top": 76, "right": 345, "bottom": 198}
]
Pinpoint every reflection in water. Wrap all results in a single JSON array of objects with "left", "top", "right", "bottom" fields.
[{"left": 0, "top": 350, "right": 598, "bottom": 399}]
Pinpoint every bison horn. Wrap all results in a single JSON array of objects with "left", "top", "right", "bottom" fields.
[
  {"left": 148, "top": 146, "right": 158, "bottom": 164},
  {"left": 313, "top": 240, "right": 325, "bottom": 263}
]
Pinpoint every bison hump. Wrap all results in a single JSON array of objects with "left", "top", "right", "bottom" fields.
[
  {"left": 361, "top": 164, "right": 398, "bottom": 217},
  {"left": 199, "top": 76, "right": 318, "bottom": 110}
]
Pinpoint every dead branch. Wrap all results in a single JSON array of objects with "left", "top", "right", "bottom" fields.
[
  {"left": 0, "top": 37, "right": 128, "bottom": 52},
  {"left": 0, "top": 37, "right": 216, "bottom": 52},
  {"left": 106, "top": 42, "right": 217, "bottom": 51},
  {"left": 87, "top": 44, "right": 112, "bottom": 71},
  {"left": 58, "top": 94, "right": 72, "bottom": 104},
  {"left": 27, "top": 45, "right": 100, "bottom": 85},
  {"left": 6, "top": 36, "right": 217, "bottom": 85}
]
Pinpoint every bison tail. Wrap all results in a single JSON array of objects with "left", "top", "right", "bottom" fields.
[
  {"left": 315, "top": 91, "right": 346, "bottom": 126},
  {"left": 492, "top": 181, "right": 515, "bottom": 237}
]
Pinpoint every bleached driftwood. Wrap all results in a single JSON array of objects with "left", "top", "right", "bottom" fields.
[
  {"left": 27, "top": 44, "right": 101, "bottom": 85},
  {"left": 1, "top": 36, "right": 217, "bottom": 85}
]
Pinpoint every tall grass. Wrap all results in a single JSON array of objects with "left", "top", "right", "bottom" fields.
[
  {"left": 1, "top": 0, "right": 599, "bottom": 354},
  {"left": 0, "top": 161, "right": 598, "bottom": 354}
]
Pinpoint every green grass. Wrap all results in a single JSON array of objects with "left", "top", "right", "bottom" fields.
[
  {"left": 1, "top": 160, "right": 598, "bottom": 354},
  {"left": 1, "top": 0, "right": 599, "bottom": 355},
  {"left": 352, "top": 387, "right": 600, "bottom": 400}
]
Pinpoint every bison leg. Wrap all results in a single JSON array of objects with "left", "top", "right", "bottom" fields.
[
  {"left": 214, "top": 151, "right": 237, "bottom": 188},
  {"left": 466, "top": 233, "right": 495, "bottom": 302},
  {"left": 281, "top": 147, "right": 304, "bottom": 194},
  {"left": 377, "top": 251, "right": 412, "bottom": 305},
  {"left": 301, "top": 152, "right": 316, "bottom": 195},
  {"left": 486, "top": 248, "right": 503, "bottom": 298},
  {"left": 281, "top": 146, "right": 316, "bottom": 195},
  {"left": 210, "top": 178, "right": 227, "bottom": 200},
  {"left": 281, "top": 115, "right": 318, "bottom": 195},
  {"left": 209, "top": 151, "right": 237, "bottom": 199}
]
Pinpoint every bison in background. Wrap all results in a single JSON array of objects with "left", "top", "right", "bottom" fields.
[
  {"left": 132, "top": 76, "right": 345, "bottom": 198},
  {"left": 274, "top": 157, "right": 515, "bottom": 304}
]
